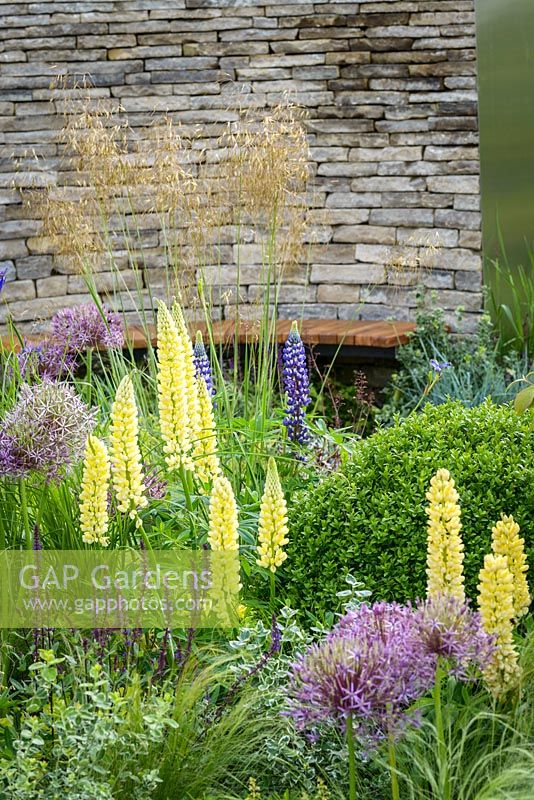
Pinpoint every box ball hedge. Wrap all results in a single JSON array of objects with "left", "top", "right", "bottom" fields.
[{"left": 284, "top": 400, "right": 534, "bottom": 617}]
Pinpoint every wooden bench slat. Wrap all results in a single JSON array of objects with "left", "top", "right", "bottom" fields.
[{"left": 1, "top": 319, "right": 415, "bottom": 354}]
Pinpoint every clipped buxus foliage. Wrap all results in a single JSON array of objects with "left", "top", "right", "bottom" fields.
[{"left": 284, "top": 400, "right": 534, "bottom": 617}]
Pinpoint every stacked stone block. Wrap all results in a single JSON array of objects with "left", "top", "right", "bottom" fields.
[{"left": 0, "top": 0, "right": 482, "bottom": 335}]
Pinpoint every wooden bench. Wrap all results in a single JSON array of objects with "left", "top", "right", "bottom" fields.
[
  {"left": 2, "top": 319, "right": 415, "bottom": 360},
  {"left": 131, "top": 319, "right": 414, "bottom": 348}
]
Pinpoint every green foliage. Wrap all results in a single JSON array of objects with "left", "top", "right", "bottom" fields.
[
  {"left": 487, "top": 257, "right": 534, "bottom": 359},
  {"left": 284, "top": 400, "right": 534, "bottom": 616},
  {"left": 225, "top": 608, "right": 345, "bottom": 794},
  {"left": 0, "top": 659, "right": 174, "bottom": 800},
  {"left": 377, "top": 304, "right": 529, "bottom": 425},
  {"left": 513, "top": 371, "right": 534, "bottom": 422}
]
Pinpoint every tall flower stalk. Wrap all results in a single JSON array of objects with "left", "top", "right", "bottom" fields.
[
  {"left": 425, "top": 468, "right": 465, "bottom": 603},
  {"left": 193, "top": 330, "right": 215, "bottom": 396},
  {"left": 80, "top": 435, "right": 110, "bottom": 547},
  {"left": 109, "top": 375, "right": 147, "bottom": 530},
  {"left": 256, "top": 457, "right": 289, "bottom": 606},
  {"left": 194, "top": 377, "right": 220, "bottom": 485},
  {"left": 282, "top": 321, "right": 310, "bottom": 444},
  {"left": 491, "top": 514, "right": 530, "bottom": 620},
  {"left": 172, "top": 299, "right": 201, "bottom": 452},
  {"left": 208, "top": 475, "right": 239, "bottom": 554},
  {"left": 477, "top": 553, "right": 521, "bottom": 698},
  {"left": 156, "top": 301, "right": 193, "bottom": 473},
  {"left": 208, "top": 476, "right": 241, "bottom": 626}
]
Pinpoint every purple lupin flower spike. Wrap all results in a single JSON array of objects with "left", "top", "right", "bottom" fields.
[
  {"left": 0, "top": 268, "right": 7, "bottom": 294},
  {"left": 193, "top": 331, "right": 215, "bottom": 396},
  {"left": 282, "top": 321, "right": 310, "bottom": 444}
]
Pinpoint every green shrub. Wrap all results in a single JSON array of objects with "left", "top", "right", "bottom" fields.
[{"left": 283, "top": 400, "right": 534, "bottom": 617}]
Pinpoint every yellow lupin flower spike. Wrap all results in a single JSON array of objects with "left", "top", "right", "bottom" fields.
[
  {"left": 194, "top": 376, "right": 220, "bottom": 485},
  {"left": 477, "top": 553, "right": 521, "bottom": 698},
  {"left": 156, "top": 301, "right": 193, "bottom": 472},
  {"left": 256, "top": 457, "right": 289, "bottom": 573},
  {"left": 208, "top": 475, "right": 241, "bottom": 625},
  {"left": 172, "top": 298, "right": 201, "bottom": 451},
  {"left": 491, "top": 514, "right": 530, "bottom": 620},
  {"left": 80, "top": 435, "right": 110, "bottom": 547},
  {"left": 425, "top": 468, "right": 465, "bottom": 603},
  {"left": 109, "top": 375, "right": 147, "bottom": 527},
  {"left": 208, "top": 475, "right": 239, "bottom": 553}
]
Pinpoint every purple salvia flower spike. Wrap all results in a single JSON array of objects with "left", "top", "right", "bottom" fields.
[
  {"left": 282, "top": 321, "right": 310, "bottom": 444},
  {"left": 32, "top": 524, "right": 42, "bottom": 551}
]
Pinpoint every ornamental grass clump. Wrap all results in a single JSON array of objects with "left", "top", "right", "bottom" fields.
[
  {"left": 0, "top": 381, "right": 96, "bottom": 481},
  {"left": 109, "top": 375, "right": 147, "bottom": 527},
  {"left": 282, "top": 321, "right": 310, "bottom": 444},
  {"left": 490, "top": 514, "right": 530, "bottom": 620},
  {"left": 477, "top": 553, "right": 521, "bottom": 699},
  {"left": 425, "top": 468, "right": 465, "bottom": 603},
  {"left": 156, "top": 300, "right": 193, "bottom": 473},
  {"left": 79, "top": 435, "right": 110, "bottom": 547}
]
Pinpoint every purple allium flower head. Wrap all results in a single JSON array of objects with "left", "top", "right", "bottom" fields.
[
  {"left": 282, "top": 321, "right": 310, "bottom": 444},
  {"left": 18, "top": 339, "right": 78, "bottom": 381},
  {"left": 430, "top": 359, "right": 452, "bottom": 373},
  {"left": 51, "top": 303, "right": 124, "bottom": 353},
  {"left": 287, "top": 602, "right": 435, "bottom": 744},
  {"left": 0, "top": 381, "right": 96, "bottom": 481},
  {"left": 193, "top": 331, "right": 215, "bottom": 396},
  {"left": 0, "top": 268, "right": 7, "bottom": 294},
  {"left": 414, "top": 595, "right": 495, "bottom": 679}
]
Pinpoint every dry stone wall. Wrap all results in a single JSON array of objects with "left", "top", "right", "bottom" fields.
[{"left": 0, "top": 0, "right": 482, "bottom": 335}]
